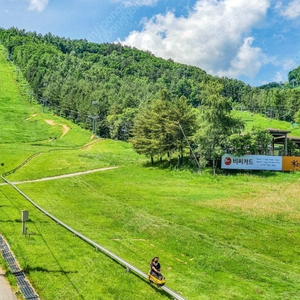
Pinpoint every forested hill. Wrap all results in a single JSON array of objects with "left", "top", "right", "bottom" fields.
[
  {"left": 0, "top": 27, "right": 250, "bottom": 138},
  {"left": 0, "top": 27, "right": 300, "bottom": 141}
]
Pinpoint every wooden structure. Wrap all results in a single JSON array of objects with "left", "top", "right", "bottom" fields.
[
  {"left": 267, "top": 128, "right": 291, "bottom": 156},
  {"left": 266, "top": 128, "right": 300, "bottom": 156}
]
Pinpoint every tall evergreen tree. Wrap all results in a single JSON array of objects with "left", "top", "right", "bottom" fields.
[
  {"left": 196, "top": 80, "right": 244, "bottom": 175},
  {"left": 131, "top": 90, "right": 197, "bottom": 163}
]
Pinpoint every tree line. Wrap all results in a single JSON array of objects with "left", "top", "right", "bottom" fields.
[
  {"left": 0, "top": 27, "right": 251, "bottom": 137},
  {"left": 1, "top": 27, "right": 300, "bottom": 172}
]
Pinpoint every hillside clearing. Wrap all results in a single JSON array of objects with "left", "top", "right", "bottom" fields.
[{"left": 45, "top": 119, "right": 70, "bottom": 138}]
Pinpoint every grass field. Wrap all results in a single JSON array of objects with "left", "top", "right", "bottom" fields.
[
  {"left": 232, "top": 110, "right": 300, "bottom": 136},
  {"left": 1, "top": 45, "right": 300, "bottom": 300},
  {"left": 2, "top": 144, "right": 300, "bottom": 300}
]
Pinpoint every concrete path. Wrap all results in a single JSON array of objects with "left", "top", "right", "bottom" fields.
[
  {"left": 0, "top": 267, "right": 17, "bottom": 300},
  {"left": 0, "top": 166, "right": 118, "bottom": 186}
]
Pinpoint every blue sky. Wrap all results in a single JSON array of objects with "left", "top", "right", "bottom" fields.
[{"left": 1, "top": 0, "right": 300, "bottom": 86}]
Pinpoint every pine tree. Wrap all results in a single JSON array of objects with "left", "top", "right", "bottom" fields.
[
  {"left": 196, "top": 80, "right": 244, "bottom": 175},
  {"left": 131, "top": 90, "right": 197, "bottom": 164}
]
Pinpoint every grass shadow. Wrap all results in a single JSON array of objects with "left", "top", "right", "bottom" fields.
[
  {"left": 24, "top": 266, "right": 78, "bottom": 275},
  {"left": 143, "top": 157, "right": 199, "bottom": 172},
  {"left": 91, "top": 248, "right": 175, "bottom": 300},
  {"left": 34, "top": 225, "right": 86, "bottom": 300},
  {"left": 0, "top": 219, "right": 35, "bottom": 223},
  {"left": 223, "top": 169, "right": 278, "bottom": 178},
  {"left": 123, "top": 269, "right": 175, "bottom": 300}
]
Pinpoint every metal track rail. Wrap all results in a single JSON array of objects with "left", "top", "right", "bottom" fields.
[{"left": 1, "top": 174, "right": 187, "bottom": 300}]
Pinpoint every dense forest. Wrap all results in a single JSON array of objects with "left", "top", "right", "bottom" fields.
[{"left": 1, "top": 27, "right": 300, "bottom": 169}]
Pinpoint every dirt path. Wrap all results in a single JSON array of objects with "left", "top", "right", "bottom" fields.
[
  {"left": 0, "top": 267, "right": 17, "bottom": 300},
  {"left": 25, "top": 114, "right": 37, "bottom": 121},
  {"left": 0, "top": 167, "right": 118, "bottom": 186},
  {"left": 45, "top": 119, "right": 70, "bottom": 138}
]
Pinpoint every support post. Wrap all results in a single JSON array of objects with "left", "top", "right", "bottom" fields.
[
  {"left": 285, "top": 134, "right": 288, "bottom": 156},
  {"left": 179, "top": 123, "right": 201, "bottom": 173},
  {"left": 88, "top": 115, "right": 100, "bottom": 136},
  {"left": 21, "top": 210, "right": 29, "bottom": 235}
]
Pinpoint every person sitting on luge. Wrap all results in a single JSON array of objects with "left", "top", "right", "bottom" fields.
[{"left": 150, "top": 257, "right": 164, "bottom": 280}]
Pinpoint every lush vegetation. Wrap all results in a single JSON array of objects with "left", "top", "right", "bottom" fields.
[
  {"left": 233, "top": 110, "right": 300, "bottom": 135},
  {"left": 3, "top": 148, "right": 300, "bottom": 300},
  {"left": 1, "top": 30, "right": 300, "bottom": 300},
  {"left": 288, "top": 65, "right": 300, "bottom": 87},
  {"left": 130, "top": 89, "right": 197, "bottom": 165},
  {"left": 0, "top": 28, "right": 256, "bottom": 137},
  {"left": 1, "top": 27, "right": 300, "bottom": 169}
]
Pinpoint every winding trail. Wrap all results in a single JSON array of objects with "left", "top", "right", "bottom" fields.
[
  {"left": 45, "top": 119, "right": 70, "bottom": 138},
  {"left": 0, "top": 167, "right": 118, "bottom": 186}
]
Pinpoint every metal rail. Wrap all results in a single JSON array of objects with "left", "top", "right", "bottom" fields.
[
  {"left": 1, "top": 140, "right": 102, "bottom": 178},
  {"left": 2, "top": 152, "right": 41, "bottom": 177},
  {"left": 1, "top": 174, "right": 187, "bottom": 300}
]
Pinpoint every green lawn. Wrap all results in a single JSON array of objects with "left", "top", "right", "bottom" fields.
[
  {"left": 0, "top": 45, "right": 90, "bottom": 147},
  {"left": 6, "top": 140, "right": 142, "bottom": 182},
  {"left": 2, "top": 149, "right": 300, "bottom": 299},
  {"left": 0, "top": 47, "right": 61, "bottom": 144},
  {"left": 1, "top": 45, "right": 300, "bottom": 300},
  {"left": 233, "top": 110, "right": 300, "bottom": 136}
]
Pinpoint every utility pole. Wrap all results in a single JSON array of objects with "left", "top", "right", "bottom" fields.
[
  {"left": 88, "top": 115, "right": 100, "bottom": 136},
  {"left": 28, "top": 92, "right": 35, "bottom": 103},
  {"left": 40, "top": 97, "right": 47, "bottom": 113},
  {"left": 16, "top": 67, "right": 20, "bottom": 81},
  {"left": 291, "top": 79, "right": 296, "bottom": 88},
  {"left": 179, "top": 122, "right": 201, "bottom": 173},
  {"left": 88, "top": 100, "right": 100, "bottom": 136}
]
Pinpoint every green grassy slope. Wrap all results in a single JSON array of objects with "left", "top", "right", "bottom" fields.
[
  {"left": 6, "top": 140, "right": 141, "bottom": 181},
  {"left": 0, "top": 46, "right": 167, "bottom": 299},
  {"left": 2, "top": 144, "right": 300, "bottom": 300},
  {"left": 0, "top": 45, "right": 91, "bottom": 175},
  {"left": 1, "top": 46, "right": 300, "bottom": 300},
  {"left": 0, "top": 184, "right": 166, "bottom": 300},
  {"left": 0, "top": 47, "right": 61, "bottom": 144},
  {"left": 233, "top": 110, "right": 300, "bottom": 136}
]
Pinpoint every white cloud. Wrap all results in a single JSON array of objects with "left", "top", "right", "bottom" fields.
[
  {"left": 275, "top": 1, "right": 282, "bottom": 10},
  {"left": 273, "top": 71, "right": 284, "bottom": 83},
  {"left": 272, "top": 58, "right": 298, "bottom": 83},
  {"left": 121, "top": 0, "right": 271, "bottom": 79},
  {"left": 281, "top": 0, "right": 300, "bottom": 19},
  {"left": 282, "top": 58, "right": 297, "bottom": 71},
  {"left": 216, "top": 37, "right": 268, "bottom": 78},
  {"left": 27, "top": 0, "right": 49, "bottom": 12},
  {"left": 115, "top": 0, "right": 159, "bottom": 7}
]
